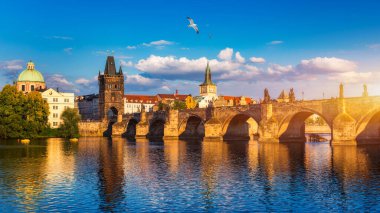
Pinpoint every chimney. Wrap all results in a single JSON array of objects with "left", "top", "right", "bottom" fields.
[
  {"left": 175, "top": 89, "right": 178, "bottom": 96},
  {"left": 57, "top": 87, "right": 59, "bottom": 92}
]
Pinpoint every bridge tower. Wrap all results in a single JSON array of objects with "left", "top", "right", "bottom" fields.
[{"left": 98, "top": 56, "right": 124, "bottom": 122}]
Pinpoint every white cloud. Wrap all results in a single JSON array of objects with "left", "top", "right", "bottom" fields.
[
  {"left": 296, "top": 57, "right": 357, "bottom": 74},
  {"left": 218, "top": 48, "right": 234, "bottom": 61},
  {"left": 268, "top": 40, "right": 283, "bottom": 45},
  {"left": 267, "top": 64, "right": 294, "bottom": 75},
  {"left": 46, "top": 74, "right": 79, "bottom": 93},
  {"left": 120, "top": 60, "right": 133, "bottom": 67},
  {"left": 0, "top": 60, "right": 23, "bottom": 71},
  {"left": 328, "top": 71, "right": 373, "bottom": 83},
  {"left": 161, "top": 85, "right": 170, "bottom": 91},
  {"left": 126, "top": 45, "right": 137, "bottom": 50},
  {"left": 75, "top": 78, "right": 91, "bottom": 86},
  {"left": 47, "top": 36, "right": 73, "bottom": 40},
  {"left": 250, "top": 57, "right": 266, "bottom": 64},
  {"left": 64, "top": 47, "right": 73, "bottom": 55},
  {"left": 116, "top": 55, "right": 132, "bottom": 59},
  {"left": 235, "top": 52, "right": 246, "bottom": 63},
  {"left": 143, "top": 40, "right": 174, "bottom": 47}
]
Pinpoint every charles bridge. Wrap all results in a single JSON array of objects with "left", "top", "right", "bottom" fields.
[{"left": 79, "top": 88, "right": 380, "bottom": 145}]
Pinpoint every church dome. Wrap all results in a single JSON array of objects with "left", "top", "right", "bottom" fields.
[{"left": 17, "top": 61, "right": 45, "bottom": 83}]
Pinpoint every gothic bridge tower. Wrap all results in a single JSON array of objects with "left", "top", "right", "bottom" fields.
[{"left": 98, "top": 56, "right": 124, "bottom": 122}]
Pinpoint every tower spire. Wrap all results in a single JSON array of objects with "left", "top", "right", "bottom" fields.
[{"left": 203, "top": 61, "right": 214, "bottom": 85}]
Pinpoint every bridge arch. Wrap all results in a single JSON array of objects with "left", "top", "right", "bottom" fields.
[
  {"left": 123, "top": 118, "right": 138, "bottom": 139},
  {"left": 278, "top": 108, "right": 331, "bottom": 143},
  {"left": 103, "top": 106, "right": 120, "bottom": 137},
  {"left": 149, "top": 118, "right": 165, "bottom": 139},
  {"left": 222, "top": 113, "right": 259, "bottom": 141},
  {"left": 356, "top": 107, "right": 380, "bottom": 143},
  {"left": 178, "top": 114, "right": 205, "bottom": 139}
]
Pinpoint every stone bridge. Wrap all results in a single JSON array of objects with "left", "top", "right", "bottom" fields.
[{"left": 79, "top": 95, "right": 380, "bottom": 145}]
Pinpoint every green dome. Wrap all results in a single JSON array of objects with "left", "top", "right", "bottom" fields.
[{"left": 17, "top": 61, "right": 45, "bottom": 83}]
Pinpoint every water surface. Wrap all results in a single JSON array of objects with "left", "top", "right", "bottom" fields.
[{"left": 0, "top": 138, "right": 380, "bottom": 212}]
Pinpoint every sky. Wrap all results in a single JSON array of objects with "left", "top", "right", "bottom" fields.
[{"left": 1, "top": 0, "right": 380, "bottom": 100}]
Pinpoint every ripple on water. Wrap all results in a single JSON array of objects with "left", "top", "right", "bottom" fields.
[{"left": 0, "top": 138, "right": 380, "bottom": 211}]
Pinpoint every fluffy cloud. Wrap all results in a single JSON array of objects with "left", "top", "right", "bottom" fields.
[
  {"left": 218, "top": 48, "right": 233, "bottom": 61},
  {"left": 46, "top": 74, "right": 79, "bottom": 93},
  {"left": 296, "top": 57, "right": 357, "bottom": 74},
  {"left": 250, "top": 57, "right": 266, "bottom": 64},
  {"left": 235, "top": 52, "right": 246, "bottom": 63},
  {"left": 120, "top": 60, "right": 133, "bottom": 67},
  {"left": 0, "top": 60, "right": 24, "bottom": 83}
]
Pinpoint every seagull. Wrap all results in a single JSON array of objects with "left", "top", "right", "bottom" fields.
[{"left": 187, "top": 17, "right": 199, "bottom": 34}]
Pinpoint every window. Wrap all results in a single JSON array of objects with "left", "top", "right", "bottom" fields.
[
  {"left": 53, "top": 106, "right": 58, "bottom": 110},
  {"left": 64, "top": 106, "right": 69, "bottom": 110},
  {"left": 53, "top": 113, "right": 58, "bottom": 118},
  {"left": 31, "top": 85, "right": 34, "bottom": 91},
  {"left": 53, "top": 98, "right": 58, "bottom": 102},
  {"left": 22, "top": 85, "right": 25, "bottom": 91},
  {"left": 64, "top": 98, "right": 69, "bottom": 103},
  {"left": 53, "top": 122, "right": 58, "bottom": 127}
]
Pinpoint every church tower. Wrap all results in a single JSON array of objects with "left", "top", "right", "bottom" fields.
[
  {"left": 199, "top": 62, "right": 217, "bottom": 97},
  {"left": 98, "top": 56, "right": 124, "bottom": 122}
]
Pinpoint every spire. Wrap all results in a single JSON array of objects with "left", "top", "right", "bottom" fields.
[
  {"left": 118, "top": 66, "right": 123, "bottom": 75},
  {"left": 202, "top": 61, "right": 214, "bottom": 85},
  {"left": 363, "top": 84, "right": 368, "bottom": 97},
  {"left": 104, "top": 56, "right": 117, "bottom": 75}
]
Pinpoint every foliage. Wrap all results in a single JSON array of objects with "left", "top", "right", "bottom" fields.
[
  {"left": 59, "top": 108, "right": 81, "bottom": 138},
  {"left": 0, "top": 85, "right": 49, "bottom": 139},
  {"left": 172, "top": 100, "right": 187, "bottom": 110},
  {"left": 305, "top": 115, "right": 327, "bottom": 126}
]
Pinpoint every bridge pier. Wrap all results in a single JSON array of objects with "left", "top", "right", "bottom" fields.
[
  {"left": 331, "top": 112, "right": 357, "bottom": 145},
  {"left": 258, "top": 103, "right": 279, "bottom": 143},
  {"left": 111, "top": 122, "right": 126, "bottom": 137},
  {"left": 136, "top": 108, "right": 149, "bottom": 139},
  {"left": 164, "top": 109, "right": 180, "bottom": 140},
  {"left": 204, "top": 118, "right": 223, "bottom": 141}
]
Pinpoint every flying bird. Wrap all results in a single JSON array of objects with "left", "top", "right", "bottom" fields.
[{"left": 187, "top": 17, "right": 199, "bottom": 34}]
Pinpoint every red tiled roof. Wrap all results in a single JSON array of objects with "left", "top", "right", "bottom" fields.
[
  {"left": 157, "top": 94, "right": 189, "bottom": 101},
  {"left": 124, "top": 94, "right": 158, "bottom": 104},
  {"left": 221, "top": 96, "right": 254, "bottom": 104}
]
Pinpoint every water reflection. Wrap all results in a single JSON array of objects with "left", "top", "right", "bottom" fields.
[{"left": 1, "top": 138, "right": 380, "bottom": 211}]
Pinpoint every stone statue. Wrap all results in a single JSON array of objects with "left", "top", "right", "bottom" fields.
[
  {"left": 263, "top": 88, "right": 271, "bottom": 103},
  {"left": 339, "top": 83, "right": 344, "bottom": 99},
  {"left": 363, "top": 84, "right": 368, "bottom": 97},
  {"left": 289, "top": 88, "right": 296, "bottom": 102}
]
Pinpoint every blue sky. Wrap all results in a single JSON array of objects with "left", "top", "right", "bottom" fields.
[{"left": 1, "top": 0, "right": 380, "bottom": 99}]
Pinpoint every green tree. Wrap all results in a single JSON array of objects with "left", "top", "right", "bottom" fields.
[
  {"left": 59, "top": 108, "right": 81, "bottom": 138},
  {"left": 0, "top": 85, "right": 25, "bottom": 138},
  {"left": 0, "top": 85, "right": 49, "bottom": 139},
  {"left": 172, "top": 100, "right": 186, "bottom": 110},
  {"left": 23, "top": 91, "right": 49, "bottom": 138}
]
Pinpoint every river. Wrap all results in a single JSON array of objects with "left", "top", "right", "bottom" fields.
[{"left": 0, "top": 137, "right": 379, "bottom": 212}]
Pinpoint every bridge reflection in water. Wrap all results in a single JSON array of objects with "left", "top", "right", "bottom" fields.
[{"left": 1, "top": 138, "right": 380, "bottom": 211}]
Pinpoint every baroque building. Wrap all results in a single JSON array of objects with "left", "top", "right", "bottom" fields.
[
  {"left": 98, "top": 56, "right": 124, "bottom": 121},
  {"left": 41, "top": 88, "right": 75, "bottom": 128},
  {"left": 75, "top": 94, "right": 99, "bottom": 120},
  {"left": 15, "top": 61, "right": 46, "bottom": 93}
]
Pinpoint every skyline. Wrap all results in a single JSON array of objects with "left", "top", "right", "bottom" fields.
[{"left": 1, "top": 0, "right": 380, "bottom": 99}]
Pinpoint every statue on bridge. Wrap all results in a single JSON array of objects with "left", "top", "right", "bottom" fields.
[
  {"left": 289, "top": 88, "right": 296, "bottom": 102},
  {"left": 263, "top": 88, "right": 271, "bottom": 104}
]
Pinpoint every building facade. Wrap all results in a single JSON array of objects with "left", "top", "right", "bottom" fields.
[
  {"left": 75, "top": 94, "right": 99, "bottom": 120},
  {"left": 15, "top": 61, "right": 46, "bottom": 93},
  {"left": 124, "top": 95, "right": 157, "bottom": 114},
  {"left": 41, "top": 88, "right": 75, "bottom": 128},
  {"left": 98, "top": 56, "right": 124, "bottom": 121}
]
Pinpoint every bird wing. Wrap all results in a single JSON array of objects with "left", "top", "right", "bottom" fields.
[
  {"left": 193, "top": 25, "right": 199, "bottom": 33},
  {"left": 187, "top": 17, "right": 194, "bottom": 25}
]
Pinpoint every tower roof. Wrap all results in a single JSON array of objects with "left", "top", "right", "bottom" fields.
[
  {"left": 104, "top": 56, "right": 117, "bottom": 75},
  {"left": 17, "top": 61, "right": 45, "bottom": 83},
  {"left": 200, "top": 62, "right": 215, "bottom": 86}
]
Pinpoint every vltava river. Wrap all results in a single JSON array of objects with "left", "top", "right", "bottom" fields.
[{"left": 0, "top": 137, "right": 379, "bottom": 212}]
